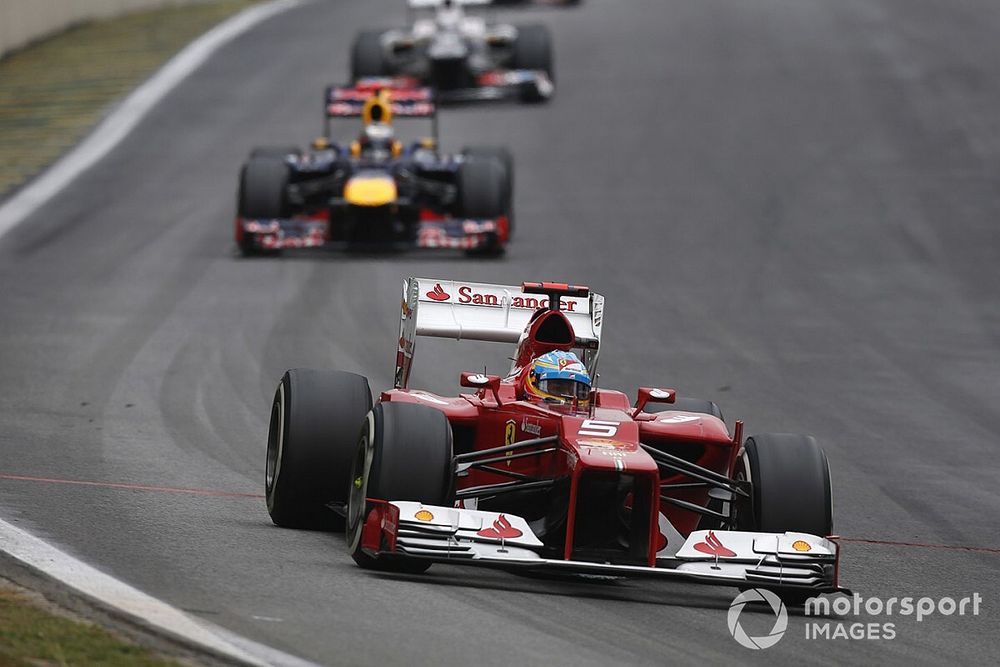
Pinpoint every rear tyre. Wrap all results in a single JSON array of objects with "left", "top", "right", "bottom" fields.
[
  {"left": 347, "top": 402, "right": 454, "bottom": 573},
  {"left": 239, "top": 156, "right": 290, "bottom": 220},
  {"left": 351, "top": 30, "right": 388, "bottom": 79},
  {"left": 735, "top": 433, "right": 833, "bottom": 537},
  {"left": 512, "top": 24, "right": 553, "bottom": 101},
  {"left": 461, "top": 146, "right": 514, "bottom": 237},
  {"left": 457, "top": 158, "right": 507, "bottom": 256},
  {"left": 265, "top": 369, "right": 372, "bottom": 530}
]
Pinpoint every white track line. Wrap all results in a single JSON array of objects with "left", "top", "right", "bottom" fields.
[
  {"left": 0, "top": 0, "right": 302, "bottom": 241},
  {"left": 0, "top": 2, "right": 318, "bottom": 662},
  {"left": 0, "top": 517, "right": 318, "bottom": 667}
]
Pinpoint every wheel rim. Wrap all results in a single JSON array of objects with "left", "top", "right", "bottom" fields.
[
  {"left": 347, "top": 414, "right": 374, "bottom": 552},
  {"left": 731, "top": 447, "right": 752, "bottom": 530},
  {"left": 265, "top": 382, "right": 286, "bottom": 493}
]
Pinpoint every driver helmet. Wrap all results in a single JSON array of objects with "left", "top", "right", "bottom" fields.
[
  {"left": 359, "top": 122, "right": 395, "bottom": 158},
  {"left": 437, "top": 0, "right": 464, "bottom": 30},
  {"left": 363, "top": 122, "right": 394, "bottom": 144},
  {"left": 524, "top": 351, "right": 591, "bottom": 406}
]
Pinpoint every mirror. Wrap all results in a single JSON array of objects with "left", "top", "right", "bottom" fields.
[
  {"left": 632, "top": 386, "right": 676, "bottom": 416},
  {"left": 460, "top": 371, "right": 503, "bottom": 405}
]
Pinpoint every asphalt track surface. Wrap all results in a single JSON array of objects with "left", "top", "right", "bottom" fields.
[{"left": 1, "top": 0, "right": 999, "bottom": 664}]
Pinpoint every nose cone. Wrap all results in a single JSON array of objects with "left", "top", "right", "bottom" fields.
[
  {"left": 344, "top": 174, "right": 397, "bottom": 206},
  {"left": 429, "top": 33, "right": 468, "bottom": 61},
  {"left": 562, "top": 414, "right": 658, "bottom": 474}
]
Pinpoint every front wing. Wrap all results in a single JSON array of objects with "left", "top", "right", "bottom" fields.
[
  {"left": 235, "top": 215, "right": 506, "bottom": 252},
  {"left": 437, "top": 69, "right": 554, "bottom": 103},
  {"left": 361, "top": 501, "right": 843, "bottom": 593}
]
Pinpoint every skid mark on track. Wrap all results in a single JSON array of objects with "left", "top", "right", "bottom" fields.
[{"left": 0, "top": 473, "right": 262, "bottom": 498}]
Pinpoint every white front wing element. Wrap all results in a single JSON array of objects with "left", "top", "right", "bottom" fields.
[{"left": 381, "top": 503, "right": 840, "bottom": 592}]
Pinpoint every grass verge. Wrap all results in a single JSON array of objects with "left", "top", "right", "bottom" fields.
[
  {"left": 0, "top": 577, "right": 179, "bottom": 666},
  {"left": 0, "top": 0, "right": 261, "bottom": 199}
]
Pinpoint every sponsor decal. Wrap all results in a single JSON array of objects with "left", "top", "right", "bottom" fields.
[
  {"left": 792, "top": 540, "right": 812, "bottom": 552},
  {"left": 659, "top": 414, "right": 700, "bottom": 424},
  {"left": 456, "top": 285, "right": 578, "bottom": 312},
  {"left": 426, "top": 283, "right": 450, "bottom": 301},
  {"left": 578, "top": 438, "right": 631, "bottom": 450},
  {"left": 477, "top": 514, "right": 522, "bottom": 540},
  {"left": 557, "top": 357, "right": 586, "bottom": 372},
  {"left": 693, "top": 531, "right": 737, "bottom": 558},
  {"left": 505, "top": 420, "right": 516, "bottom": 467},
  {"left": 414, "top": 509, "right": 434, "bottom": 522},
  {"left": 409, "top": 391, "right": 449, "bottom": 405},
  {"left": 520, "top": 418, "right": 541, "bottom": 437}
]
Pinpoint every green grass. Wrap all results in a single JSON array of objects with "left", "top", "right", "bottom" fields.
[
  {"left": 0, "top": 582, "right": 179, "bottom": 666},
  {"left": 0, "top": 0, "right": 261, "bottom": 199}
]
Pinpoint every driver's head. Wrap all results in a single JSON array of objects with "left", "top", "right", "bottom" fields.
[
  {"left": 363, "top": 121, "right": 394, "bottom": 144},
  {"left": 524, "top": 351, "right": 591, "bottom": 407},
  {"left": 358, "top": 122, "right": 396, "bottom": 159}
]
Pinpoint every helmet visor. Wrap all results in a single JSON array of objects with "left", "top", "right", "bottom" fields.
[{"left": 537, "top": 378, "right": 590, "bottom": 401}]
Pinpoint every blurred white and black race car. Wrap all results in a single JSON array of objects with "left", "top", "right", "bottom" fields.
[{"left": 351, "top": 0, "right": 554, "bottom": 103}]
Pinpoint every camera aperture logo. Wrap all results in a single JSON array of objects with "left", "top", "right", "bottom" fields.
[
  {"left": 727, "top": 589, "right": 983, "bottom": 648},
  {"left": 727, "top": 589, "right": 788, "bottom": 649}
]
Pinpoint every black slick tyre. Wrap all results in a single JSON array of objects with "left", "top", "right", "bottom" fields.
[
  {"left": 265, "top": 369, "right": 372, "bottom": 530},
  {"left": 239, "top": 156, "right": 290, "bottom": 220},
  {"left": 347, "top": 402, "right": 454, "bottom": 573},
  {"left": 351, "top": 30, "right": 388, "bottom": 79},
  {"left": 512, "top": 25, "right": 553, "bottom": 79},
  {"left": 735, "top": 433, "right": 833, "bottom": 537}
]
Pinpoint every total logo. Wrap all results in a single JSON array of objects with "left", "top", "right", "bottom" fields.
[{"left": 423, "top": 283, "right": 580, "bottom": 312}]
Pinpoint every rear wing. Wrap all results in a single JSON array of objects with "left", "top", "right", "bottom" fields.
[
  {"left": 408, "top": 0, "right": 491, "bottom": 7},
  {"left": 394, "top": 277, "right": 605, "bottom": 388},
  {"left": 325, "top": 81, "right": 437, "bottom": 138},
  {"left": 325, "top": 82, "right": 435, "bottom": 118}
]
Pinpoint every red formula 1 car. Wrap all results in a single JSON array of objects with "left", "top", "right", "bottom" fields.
[{"left": 264, "top": 279, "right": 843, "bottom": 600}]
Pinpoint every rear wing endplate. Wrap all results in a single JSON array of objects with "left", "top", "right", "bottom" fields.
[{"left": 394, "top": 277, "right": 605, "bottom": 388}]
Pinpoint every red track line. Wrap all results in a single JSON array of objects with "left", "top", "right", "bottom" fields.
[
  {"left": 837, "top": 536, "right": 1000, "bottom": 555},
  {"left": 2, "top": 472, "right": 998, "bottom": 553},
  {"left": 0, "top": 473, "right": 264, "bottom": 498}
]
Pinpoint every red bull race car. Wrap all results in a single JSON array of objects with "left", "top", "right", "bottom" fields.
[
  {"left": 264, "top": 279, "right": 843, "bottom": 602},
  {"left": 235, "top": 83, "right": 512, "bottom": 255}
]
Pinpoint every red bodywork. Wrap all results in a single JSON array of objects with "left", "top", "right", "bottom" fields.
[{"left": 377, "top": 305, "right": 739, "bottom": 567}]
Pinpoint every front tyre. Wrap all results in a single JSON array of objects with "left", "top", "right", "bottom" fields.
[
  {"left": 734, "top": 433, "right": 833, "bottom": 537},
  {"left": 347, "top": 402, "right": 454, "bottom": 573},
  {"left": 239, "top": 156, "right": 290, "bottom": 220},
  {"left": 265, "top": 369, "right": 372, "bottom": 530}
]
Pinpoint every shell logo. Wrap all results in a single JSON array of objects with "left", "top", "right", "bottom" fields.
[
  {"left": 791, "top": 540, "right": 812, "bottom": 552},
  {"left": 414, "top": 509, "right": 434, "bottom": 522}
]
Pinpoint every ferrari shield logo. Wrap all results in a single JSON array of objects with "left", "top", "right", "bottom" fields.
[{"left": 505, "top": 420, "right": 516, "bottom": 467}]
